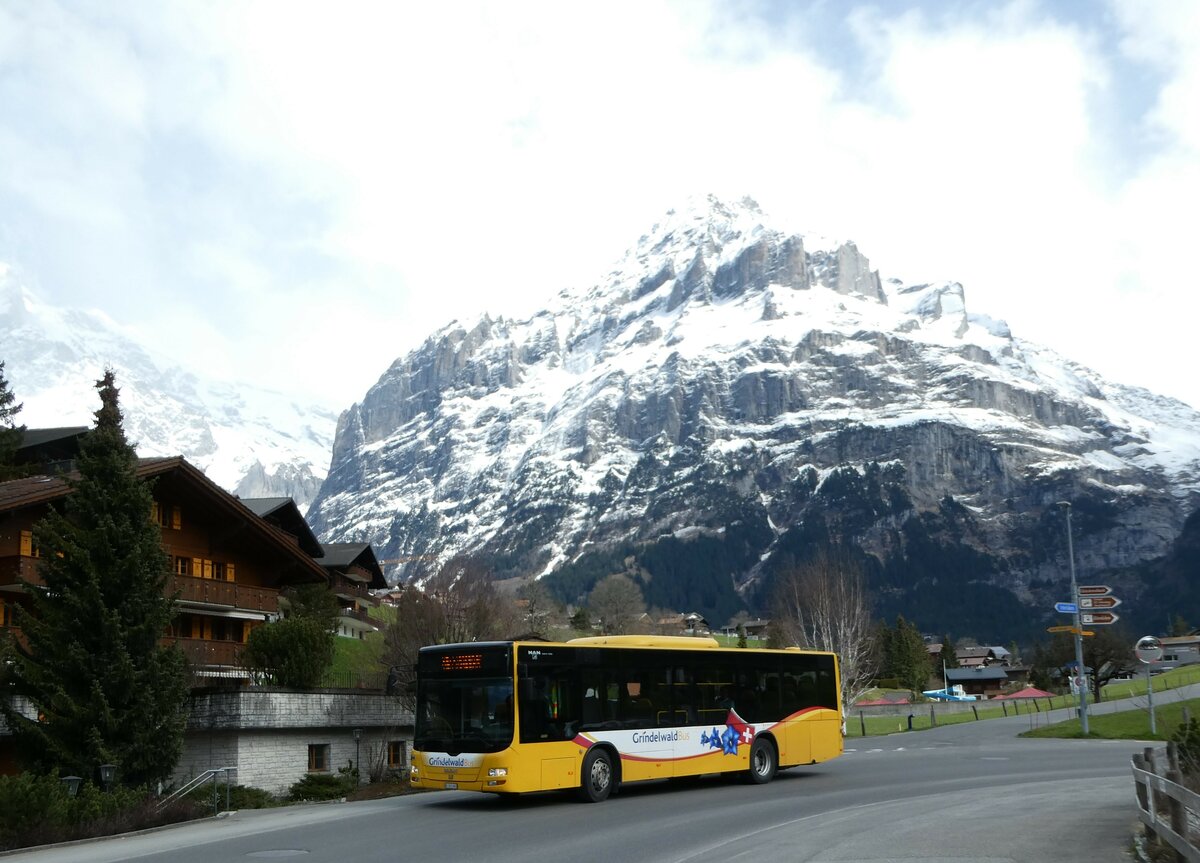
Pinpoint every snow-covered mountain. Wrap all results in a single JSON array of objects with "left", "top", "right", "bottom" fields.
[
  {"left": 307, "top": 196, "right": 1200, "bottom": 639},
  {"left": 0, "top": 265, "right": 336, "bottom": 510}
]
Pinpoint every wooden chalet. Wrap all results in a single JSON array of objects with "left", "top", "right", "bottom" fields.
[
  {"left": 314, "top": 543, "right": 387, "bottom": 639},
  {"left": 0, "top": 455, "right": 328, "bottom": 675}
]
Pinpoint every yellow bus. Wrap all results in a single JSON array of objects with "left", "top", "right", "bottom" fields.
[{"left": 410, "top": 634, "right": 843, "bottom": 802}]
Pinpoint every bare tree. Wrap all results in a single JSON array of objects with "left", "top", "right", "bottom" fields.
[
  {"left": 381, "top": 556, "right": 519, "bottom": 710},
  {"left": 769, "top": 548, "right": 877, "bottom": 709},
  {"left": 587, "top": 573, "right": 646, "bottom": 635}
]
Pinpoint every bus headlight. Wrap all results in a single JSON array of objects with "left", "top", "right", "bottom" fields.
[
  {"left": 410, "top": 766, "right": 419, "bottom": 778},
  {"left": 487, "top": 767, "right": 508, "bottom": 777}
]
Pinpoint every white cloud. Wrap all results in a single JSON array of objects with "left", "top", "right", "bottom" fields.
[{"left": 1, "top": 0, "right": 1199, "bottom": 410}]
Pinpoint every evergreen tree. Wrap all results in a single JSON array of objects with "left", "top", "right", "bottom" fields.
[
  {"left": 881, "top": 616, "right": 930, "bottom": 694},
  {"left": 0, "top": 360, "right": 25, "bottom": 480},
  {"left": 940, "top": 634, "right": 958, "bottom": 669},
  {"left": 0, "top": 370, "right": 188, "bottom": 787},
  {"left": 569, "top": 606, "right": 591, "bottom": 632}
]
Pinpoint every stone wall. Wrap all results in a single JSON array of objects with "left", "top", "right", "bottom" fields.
[{"left": 174, "top": 688, "right": 414, "bottom": 796}]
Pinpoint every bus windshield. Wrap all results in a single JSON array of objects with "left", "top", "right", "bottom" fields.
[{"left": 415, "top": 675, "right": 514, "bottom": 754}]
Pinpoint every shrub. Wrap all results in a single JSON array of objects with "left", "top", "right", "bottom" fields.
[
  {"left": 186, "top": 782, "right": 278, "bottom": 812},
  {"left": 288, "top": 772, "right": 353, "bottom": 802},
  {"left": 0, "top": 773, "right": 203, "bottom": 853},
  {"left": 1171, "top": 716, "right": 1200, "bottom": 776}
]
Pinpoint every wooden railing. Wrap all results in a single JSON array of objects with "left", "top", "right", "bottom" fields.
[
  {"left": 169, "top": 575, "right": 278, "bottom": 613},
  {"left": 0, "top": 556, "right": 43, "bottom": 588},
  {"left": 339, "top": 606, "right": 375, "bottom": 625},
  {"left": 332, "top": 580, "right": 373, "bottom": 602},
  {"left": 173, "top": 637, "right": 243, "bottom": 669},
  {"left": 1132, "top": 743, "right": 1200, "bottom": 862}
]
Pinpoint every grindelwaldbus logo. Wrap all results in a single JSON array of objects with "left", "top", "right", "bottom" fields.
[
  {"left": 631, "top": 730, "right": 684, "bottom": 744},
  {"left": 428, "top": 756, "right": 469, "bottom": 767}
]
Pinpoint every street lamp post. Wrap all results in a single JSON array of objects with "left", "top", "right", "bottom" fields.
[
  {"left": 98, "top": 763, "right": 116, "bottom": 792},
  {"left": 61, "top": 775, "right": 82, "bottom": 797},
  {"left": 1058, "top": 502, "right": 1090, "bottom": 735},
  {"left": 353, "top": 728, "right": 362, "bottom": 786}
]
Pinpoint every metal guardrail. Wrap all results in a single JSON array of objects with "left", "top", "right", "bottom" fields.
[
  {"left": 156, "top": 766, "right": 236, "bottom": 814},
  {"left": 1132, "top": 743, "right": 1200, "bottom": 863}
]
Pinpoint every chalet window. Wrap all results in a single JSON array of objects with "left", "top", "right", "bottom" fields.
[
  {"left": 173, "top": 556, "right": 191, "bottom": 576},
  {"left": 210, "top": 619, "right": 245, "bottom": 642},
  {"left": 152, "top": 503, "right": 183, "bottom": 529},
  {"left": 19, "top": 530, "right": 39, "bottom": 558},
  {"left": 308, "top": 744, "right": 330, "bottom": 772},
  {"left": 387, "top": 741, "right": 407, "bottom": 768}
]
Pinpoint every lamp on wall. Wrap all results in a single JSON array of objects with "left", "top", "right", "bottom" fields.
[{"left": 61, "top": 775, "right": 82, "bottom": 797}]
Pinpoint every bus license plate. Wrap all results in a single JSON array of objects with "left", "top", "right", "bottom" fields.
[{"left": 444, "top": 782, "right": 458, "bottom": 790}]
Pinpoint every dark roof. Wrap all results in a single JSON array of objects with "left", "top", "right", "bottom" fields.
[
  {"left": 945, "top": 666, "right": 1010, "bottom": 682},
  {"left": 18, "top": 427, "right": 90, "bottom": 449},
  {"left": 317, "top": 542, "right": 387, "bottom": 589},
  {"left": 239, "top": 497, "right": 323, "bottom": 557},
  {"left": 0, "top": 456, "right": 327, "bottom": 584},
  {"left": 240, "top": 497, "right": 294, "bottom": 517}
]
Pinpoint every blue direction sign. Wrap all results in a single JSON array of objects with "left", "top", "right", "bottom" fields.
[{"left": 1055, "top": 601, "right": 1079, "bottom": 614}]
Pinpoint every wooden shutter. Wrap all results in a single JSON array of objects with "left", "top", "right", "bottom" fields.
[
  {"left": 171, "top": 506, "right": 182, "bottom": 530},
  {"left": 227, "top": 562, "right": 236, "bottom": 583},
  {"left": 19, "top": 530, "right": 32, "bottom": 557}
]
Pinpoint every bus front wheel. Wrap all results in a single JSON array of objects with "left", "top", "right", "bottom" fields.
[
  {"left": 579, "top": 748, "right": 614, "bottom": 802},
  {"left": 746, "top": 738, "right": 777, "bottom": 785}
]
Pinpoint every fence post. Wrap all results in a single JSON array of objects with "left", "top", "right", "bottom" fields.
[
  {"left": 1167, "top": 741, "right": 1180, "bottom": 774},
  {"left": 972, "top": 705, "right": 979, "bottom": 721},
  {"left": 1166, "top": 768, "right": 1186, "bottom": 863},
  {"left": 859, "top": 711, "right": 866, "bottom": 737},
  {"left": 930, "top": 705, "right": 936, "bottom": 727},
  {"left": 1033, "top": 699, "right": 1040, "bottom": 713},
  {"left": 1133, "top": 753, "right": 1157, "bottom": 846},
  {"left": 1002, "top": 702, "right": 1008, "bottom": 717},
  {"left": 1144, "top": 747, "right": 1158, "bottom": 822}
]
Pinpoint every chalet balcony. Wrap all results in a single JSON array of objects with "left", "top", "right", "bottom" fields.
[
  {"left": 332, "top": 580, "right": 373, "bottom": 603},
  {"left": 172, "top": 637, "right": 244, "bottom": 669},
  {"left": 0, "top": 556, "right": 44, "bottom": 588},
  {"left": 338, "top": 606, "right": 376, "bottom": 626},
  {"left": 169, "top": 575, "right": 279, "bottom": 614}
]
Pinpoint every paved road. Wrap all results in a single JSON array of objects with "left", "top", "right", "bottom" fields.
[{"left": 7, "top": 690, "right": 1171, "bottom": 863}]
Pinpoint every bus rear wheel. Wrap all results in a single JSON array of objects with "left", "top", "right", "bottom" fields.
[
  {"left": 579, "top": 748, "right": 614, "bottom": 802},
  {"left": 746, "top": 738, "right": 777, "bottom": 785}
]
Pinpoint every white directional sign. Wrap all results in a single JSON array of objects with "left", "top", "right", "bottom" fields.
[
  {"left": 1077, "top": 585, "right": 1112, "bottom": 597},
  {"left": 1080, "top": 611, "right": 1119, "bottom": 626},
  {"left": 1079, "top": 596, "right": 1121, "bottom": 610}
]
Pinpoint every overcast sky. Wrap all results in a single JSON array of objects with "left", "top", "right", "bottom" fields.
[{"left": 1, "top": 1, "right": 1198, "bottom": 411}]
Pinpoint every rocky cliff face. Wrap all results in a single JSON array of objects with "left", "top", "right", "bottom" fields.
[{"left": 307, "top": 196, "right": 1200, "bottom": 639}]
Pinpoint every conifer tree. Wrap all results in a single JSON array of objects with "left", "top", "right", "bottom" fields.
[
  {"left": 881, "top": 616, "right": 930, "bottom": 694},
  {"left": 0, "top": 370, "right": 188, "bottom": 787},
  {"left": 940, "top": 634, "right": 959, "bottom": 669},
  {"left": 0, "top": 360, "right": 25, "bottom": 479}
]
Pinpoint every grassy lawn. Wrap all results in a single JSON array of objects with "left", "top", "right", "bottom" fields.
[
  {"left": 1019, "top": 696, "right": 1200, "bottom": 741},
  {"left": 847, "top": 665, "right": 1200, "bottom": 739},
  {"left": 323, "top": 630, "right": 386, "bottom": 688}
]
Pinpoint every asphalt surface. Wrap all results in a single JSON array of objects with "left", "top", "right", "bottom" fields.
[{"left": 7, "top": 686, "right": 1183, "bottom": 863}]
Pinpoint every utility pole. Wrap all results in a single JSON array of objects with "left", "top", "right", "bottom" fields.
[{"left": 1059, "top": 502, "right": 1089, "bottom": 735}]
